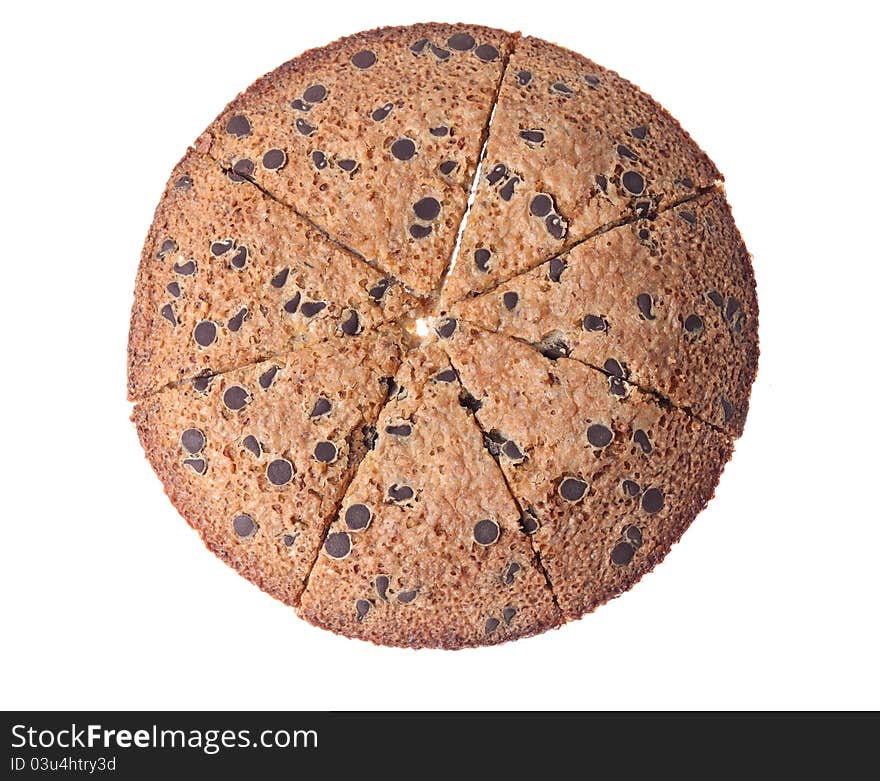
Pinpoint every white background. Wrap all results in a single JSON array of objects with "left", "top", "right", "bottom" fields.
[{"left": 2, "top": 0, "right": 878, "bottom": 710}]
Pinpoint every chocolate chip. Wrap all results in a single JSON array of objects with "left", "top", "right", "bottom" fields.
[
  {"left": 223, "top": 385, "right": 249, "bottom": 411},
  {"left": 310, "top": 397, "right": 332, "bottom": 418},
  {"left": 434, "top": 368, "right": 458, "bottom": 383},
  {"left": 537, "top": 336, "right": 569, "bottom": 361},
  {"left": 583, "top": 314, "right": 608, "bottom": 332},
  {"left": 166, "top": 281, "right": 181, "bottom": 298},
  {"left": 282, "top": 533, "right": 298, "bottom": 547},
  {"left": 183, "top": 458, "right": 207, "bottom": 474},
  {"left": 530, "top": 194, "right": 552, "bottom": 217},
  {"left": 227, "top": 307, "right": 247, "bottom": 332},
  {"left": 410, "top": 38, "right": 429, "bottom": 54},
  {"left": 340, "top": 309, "right": 362, "bottom": 336},
  {"left": 436, "top": 317, "right": 457, "bottom": 339},
  {"left": 175, "top": 175, "right": 192, "bottom": 189},
  {"left": 173, "top": 260, "right": 196, "bottom": 276},
  {"left": 226, "top": 115, "right": 251, "bottom": 138},
  {"left": 474, "top": 248, "right": 491, "bottom": 272},
  {"left": 157, "top": 239, "right": 178, "bottom": 259},
  {"left": 363, "top": 279, "right": 388, "bottom": 303},
  {"left": 448, "top": 32, "right": 475, "bottom": 50},
  {"left": 684, "top": 313, "right": 704, "bottom": 334},
  {"left": 596, "top": 174, "right": 608, "bottom": 193},
  {"left": 630, "top": 126, "right": 648, "bottom": 140},
  {"left": 375, "top": 575, "right": 389, "bottom": 600},
  {"left": 271, "top": 267, "right": 290, "bottom": 288},
  {"left": 242, "top": 435, "right": 261, "bottom": 457},
  {"left": 474, "top": 519, "right": 500, "bottom": 546},
  {"left": 637, "top": 293, "right": 656, "bottom": 320},
  {"left": 617, "top": 144, "right": 640, "bottom": 161},
  {"left": 258, "top": 366, "right": 278, "bottom": 389},
  {"left": 439, "top": 160, "right": 458, "bottom": 175},
  {"left": 641, "top": 487, "right": 664, "bottom": 514},
  {"left": 625, "top": 525, "right": 643, "bottom": 547},
  {"left": 413, "top": 197, "right": 440, "bottom": 221},
  {"left": 502, "top": 607, "right": 516, "bottom": 625},
  {"left": 324, "top": 532, "right": 351, "bottom": 559},
  {"left": 391, "top": 138, "right": 416, "bottom": 161},
  {"left": 262, "top": 148, "right": 286, "bottom": 170},
  {"left": 429, "top": 125, "right": 449, "bottom": 137},
  {"left": 720, "top": 396, "right": 734, "bottom": 422},
  {"left": 311, "top": 150, "right": 328, "bottom": 169},
  {"left": 233, "top": 514, "right": 256, "bottom": 537},
  {"left": 725, "top": 297, "right": 742, "bottom": 323},
  {"left": 355, "top": 599, "right": 371, "bottom": 622},
  {"left": 230, "top": 246, "right": 248, "bottom": 270},
  {"left": 210, "top": 239, "right": 234, "bottom": 257},
  {"left": 604, "top": 358, "right": 627, "bottom": 378},
  {"left": 345, "top": 504, "right": 372, "bottom": 531},
  {"left": 181, "top": 428, "right": 205, "bottom": 454},
  {"left": 300, "top": 301, "right": 327, "bottom": 317},
  {"left": 587, "top": 423, "right": 613, "bottom": 448},
  {"left": 302, "top": 84, "right": 327, "bottom": 103},
  {"left": 517, "top": 70, "right": 532, "bottom": 86},
  {"left": 519, "top": 507, "right": 540, "bottom": 534},
  {"left": 483, "top": 429, "right": 505, "bottom": 457},
  {"left": 622, "top": 479, "right": 641, "bottom": 497},
  {"left": 585, "top": 74, "right": 600, "bottom": 87},
  {"left": 397, "top": 589, "right": 418, "bottom": 604},
  {"left": 610, "top": 542, "right": 635, "bottom": 566},
  {"left": 486, "top": 163, "right": 508, "bottom": 185},
  {"left": 284, "top": 292, "right": 302, "bottom": 314},
  {"left": 622, "top": 170, "right": 646, "bottom": 195},
  {"left": 503, "top": 562, "right": 522, "bottom": 585},
  {"left": 502, "top": 291, "right": 519, "bottom": 310},
  {"left": 387, "top": 483, "right": 414, "bottom": 503},
  {"left": 676, "top": 177, "right": 694, "bottom": 189},
  {"left": 474, "top": 44, "right": 498, "bottom": 61},
  {"left": 548, "top": 257, "right": 567, "bottom": 282},
  {"left": 633, "top": 429, "right": 653, "bottom": 455},
  {"left": 679, "top": 210, "right": 697, "bottom": 225},
  {"left": 232, "top": 158, "right": 254, "bottom": 178},
  {"left": 385, "top": 424, "right": 412, "bottom": 437},
  {"left": 351, "top": 50, "right": 376, "bottom": 69},
  {"left": 372, "top": 102, "right": 394, "bottom": 121},
  {"left": 291, "top": 99, "right": 309, "bottom": 112},
  {"left": 458, "top": 389, "right": 483, "bottom": 413},
  {"left": 338, "top": 159, "right": 358, "bottom": 172},
  {"left": 485, "top": 617, "right": 500, "bottom": 635},
  {"left": 707, "top": 290, "right": 724, "bottom": 308},
  {"left": 193, "top": 320, "right": 217, "bottom": 347},
  {"left": 192, "top": 375, "right": 213, "bottom": 394},
  {"left": 520, "top": 129, "right": 544, "bottom": 144},
  {"left": 609, "top": 377, "right": 628, "bottom": 397},
  {"left": 559, "top": 477, "right": 588, "bottom": 502},
  {"left": 314, "top": 441, "right": 337, "bottom": 463},
  {"left": 501, "top": 440, "right": 525, "bottom": 463},
  {"left": 430, "top": 45, "right": 450, "bottom": 61},
  {"left": 551, "top": 82, "right": 573, "bottom": 94},
  {"left": 266, "top": 458, "right": 293, "bottom": 486},
  {"left": 160, "top": 304, "right": 177, "bottom": 326},
  {"left": 295, "top": 118, "right": 316, "bottom": 136},
  {"left": 499, "top": 177, "right": 519, "bottom": 201},
  {"left": 409, "top": 224, "right": 432, "bottom": 239},
  {"left": 545, "top": 214, "right": 567, "bottom": 239}
]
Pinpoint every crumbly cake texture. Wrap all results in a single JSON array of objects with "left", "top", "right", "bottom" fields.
[
  {"left": 130, "top": 23, "right": 758, "bottom": 648},
  {"left": 197, "top": 24, "right": 515, "bottom": 296}
]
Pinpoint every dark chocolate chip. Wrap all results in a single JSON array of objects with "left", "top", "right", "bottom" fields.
[
  {"left": 434, "top": 368, "right": 458, "bottom": 383},
  {"left": 608, "top": 377, "right": 627, "bottom": 397},
  {"left": 157, "top": 238, "right": 178, "bottom": 259},
  {"left": 558, "top": 477, "right": 588, "bottom": 502},
  {"left": 387, "top": 483, "right": 414, "bottom": 503},
  {"left": 372, "top": 102, "right": 394, "bottom": 121},
  {"left": 677, "top": 177, "right": 695, "bottom": 189},
  {"left": 392, "top": 137, "right": 416, "bottom": 160},
  {"left": 345, "top": 503, "right": 372, "bottom": 531},
  {"left": 439, "top": 160, "right": 458, "bottom": 175},
  {"left": 282, "top": 533, "right": 298, "bottom": 547},
  {"left": 262, "top": 148, "right": 286, "bottom": 170},
  {"left": 617, "top": 144, "right": 640, "bottom": 161},
  {"left": 409, "top": 224, "right": 432, "bottom": 239},
  {"left": 486, "top": 163, "right": 508, "bottom": 185},
  {"left": 548, "top": 257, "right": 567, "bottom": 282},
  {"left": 622, "top": 170, "right": 646, "bottom": 195},
  {"left": 355, "top": 599, "right": 371, "bottom": 622},
  {"left": 175, "top": 174, "right": 193, "bottom": 189},
  {"left": 502, "top": 291, "right": 519, "bottom": 310},
  {"left": 375, "top": 575, "right": 389, "bottom": 600},
  {"left": 291, "top": 99, "right": 309, "bottom": 112},
  {"left": 369, "top": 279, "right": 390, "bottom": 301},
  {"left": 483, "top": 429, "right": 506, "bottom": 457},
  {"left": 633, "top": 429, "right": 653, "bottom": 455},
  {"left": 679, "top": 210, "right": 697, "bottom": 225},
  {"left": 519, "top": 507, "right": 540, "bottom": 534},
  {"left": 397, "top": 589, "right": 418, "bottom": 604},
  {"left": 340, "top": 309, "right": 362, "bottom": 336},
  {"left": 210, "top": 239, "right": 234, "bottom": 256},
  {"left": 429, "top": 125, "right": 449, "bottom": 137},
  {"left": 474, "top": 248, "right": 491, "bottom": 272},
  {"left": 302, "top": 84, "right": 327, "bottom": 103},
  {"left": 227, "top": 307, "right": 247, "bottom": 332},
  {"left": 166, "top": 281, "right": 181, "bottom": 298},
  {"left": 537, "top": 336, "right": 569, "bottom": 361},
  {"left": 413, "top": 197, "right": 441, "bottom": 221},
  {"left": 641, "top": 487, "right": 665, "bottom": 514},
  {"left": 232, "top": 158, "right": 255, "bottom": 178},
  {"left": 436, "top": 317, "right": 457, "bottom": 339},
  {"left": 545, "top": 214, "right": 567, "bottom": 239},
  {"left": 551, "top": 82, "right": 573, "bottom": 94},
  {"left": 516, "top": 70, "right": 532, "bottom": 86},
  {"left": 173, "top": 260, "right": 196, "bottom": 276},
  {"left": 242, "top": 435, "right": 261, "bottom": 457},
  {"left": 183, "top": 458, "right": 207, "bottom": 474},
  {"left": 448, "top": 32, "right": 475, "bottom": 50},
  {"left": 410, "top": 38, "right": 429, "bottom": 54},
  {"left": 324, "top": 532, "right": 351, "bottom": 559},
  {"left": 474, "top": 44, "right": 498, "bottom": 61},
  {"left": 351, "top": 50, "right": 376, "bottom": 69},
  {"left": 226, "top": 115, "right": 251, "bottom": 138},
  {"left": 223, "top": 385, "right": 249, "bottom": 411},
  {"left": 310, "top": 397, "right": 332, "bottom": 418},
  {"left": 385, "top": 423, "right": 412, "bottom": 437},
  {"left": 622, "top": 479, "right": 641, "bottom": 497},
  {"left": 503, "top": 562, "right": 522, "bottom": 585},
  {"left": 284, "top": 292, "right": 302, "bottom": 314},
  {"left": 295, "top": 118, "right": 316, "bottom": 136},
  {"left": 258, "top": 366, "right": 278, "bottom": 390},
  {"left": 300, "top": 301, "right": 327, "bottom": 317},
  {"left": 266, "top": 458, "right": 293, "bottom": 486},
  {"left": 520, "top": 129, "right": 545, "bottom": 144},
  {"left": 193, "top": 320, "right": 217, "bottom": 347},
  {"left": 160, "top": 304, "right": 177, "bottom": 327},
  {"left": 596, "top": 174, "right": 608, "bottom": 193},
  {"left": 311, "top": 150, "right": 328, "bottom": 170},
  {"left": 501, "top": 440, "right": 525, "bottom": 463},
  {"left": 192, "top": 374, "right": 213, "bottom": 394},
  {"left": 637, "top": 227, "right": 651, "bottom": 241},
  {"left": 474, "top": 519, "right": 500, "bottom": 546},
  {"left": 485, "top": 617, "right": 500, "bottom": 635},
  {"left": 459, "top": 389, "right": 483, "bottom": 413},
  {"left": 684, "top": 313, "right": 704, "bottom": 334},
  {"left": 720, "top": 395, "right": 734, "bottom": 423},
  {"left": 430, "top": 45, "right": 450, "bottom": 61},
  {"left": 604, "top": 358, "right": 627, "bottom": 378},
  {"left": 725, "top": 297, "right": 742, "bottom": 323},
  {"left": 338, "top": 159, "right": 358, "bottom": 172},
  {"left": 707, "top": 290, "right": 724, "bottom": 307},
  {"left": 630, "top": 126, "right": 648, "bottom": 140},
  {"left": 587, "top": 423, "right": 613, "bottom": 448},
  {"left": 637, "top": 293, "right": 656, "bottom": 320},
  {"left": 271, "top": 267, "right": 290, "bottom": 288},
  {"left": 502, "top": 607, "right": 517, "bottom": 625},
  {"left": 314, "top": 441, "right": 337, "bottom": 463},
  {"left": 181, "top": 428, "right": 206, "bottom": 454},
  {"left": 625, "top": 525, "right": 643, "bottom": 547},
  {"left": 233, "top": 514, "right": 256, "bottom": 537},
  {"left": 530, "top": 194, "right": 552, "bottom": 217},
  {"left": 610, "top": 542, "right": 635, "bottom": 566},
  {"left": 499, "top": 177, "right": 519, "bottom": 201},
  {"left": 583, "top": 314, "right": 608, "bottom": 332},
  {"left": 230, "top": 246, "right": 248, "bottom": 270},
  {"left": 585, "top": 74, "right": 600, "bottom": 86}
]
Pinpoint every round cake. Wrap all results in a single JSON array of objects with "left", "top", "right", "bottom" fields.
[{"left": 129, "top": 23, "right": 758, "bottom": 649}]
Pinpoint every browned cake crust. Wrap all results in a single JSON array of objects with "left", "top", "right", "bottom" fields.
[{"left": 129, "top": 24, "right": 758, "bottom": 648}]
